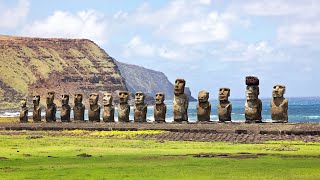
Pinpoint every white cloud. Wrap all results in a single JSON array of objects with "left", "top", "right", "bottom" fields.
[
  {"left": 21, "top": 10, "right": 108, "bottom": 45},
  {"left": 124, "top": 36, "right": 156, "bottom": 57},
  {"left": 123, "top": 36, "right": 191, "bottom": 61},
  {"left": 241, "top": 0, "right": 320, "bottom": 17},
  {"left": 278, "top": 22, "right": 320, "bottom": 46},
  {"left": 120, "top": 0, "right": 242, "bottom": 45},
  {"left": 211, "top": 41, "right": 290, "bottom": 64},
  {"left": 239, "top": 0, "right": 320, "bottom": 47},
  {"left": 0, "top": 0, "right": 30, "bottom": 28}
]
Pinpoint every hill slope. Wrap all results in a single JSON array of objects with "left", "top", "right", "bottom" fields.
[
  {"left": 115, "top": 60, "right": 196, "bottom": 101},
  {"left": 0, "top": 36, "right": 127, "bottom": 109}
]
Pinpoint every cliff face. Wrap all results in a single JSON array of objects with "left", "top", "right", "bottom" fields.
[
  {"left": 0, "top": 36, "right": 127, "bottom": 109},
  {"left": 115, "top": 60, "right": 196, "bottom": 101}
]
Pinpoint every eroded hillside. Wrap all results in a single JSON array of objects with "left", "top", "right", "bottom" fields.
[{"left": 0, "top": 36, "right": 127, "bottom": 109}]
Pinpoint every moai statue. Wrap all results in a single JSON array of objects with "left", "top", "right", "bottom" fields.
[
  {"left": 218, "top": 88, "right": 232, "bottom": 122},
  {"left": 32, "top": 95, "right": 42, "bottom": 122},
  {"left": 196, "top": 91, "right": 211, "bottom": 122},
  {"left": 154, "top": 92, "right": 166, "bottom": 123},
  {"left": 134, "top": 92, "right": 147, "bottom": 122},
  {"left": 102, "top": 92, "right": 114, "bottom": 122},
  {"left": 271, "top": 85, "right": 288, "bottom": 123},
  {"left": 173, "top": 79, "right": 189, "bottom": 122},
  {"left": 88, "top": 93, "right": 101, "bottom": 122},
  {"left": 245, "top": 76, "right": 262, "bottom": 123},
  {"left": 117, "top": 91, "right": 130, "bottom": 122},
  {"left": 73, "top": 93, "right": 85, "bottom": 121},
  {"left": 45, "top": 92, "right": 57, "bottom": 122},
  {"left": 60, "top": 94, "right": 71, "bottom": 122},
  {"left": 19, "top": 98, "right": 28, "bottom": 123}
]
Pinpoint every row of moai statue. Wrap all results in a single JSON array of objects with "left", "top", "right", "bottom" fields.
[
  {"left": 19, "top": 76, "right": 288, "bottom": 123},
  {"left": 19, "top": 90, "right": 166, "bottom": 123},
  {"left": 173, "top": 77, "right": 288, "bottom": 123}
]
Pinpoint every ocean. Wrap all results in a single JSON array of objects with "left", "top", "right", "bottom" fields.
[{"left": 1, "top": 97, "right": 320, "bottom": 123}]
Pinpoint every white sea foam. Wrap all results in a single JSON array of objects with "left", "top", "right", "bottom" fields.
[
  {"left": 0, "top": 112, "right": 19, "bottom": 117},
  {"left": 305, "top": 115, "right": 320, "bottom": 119}
]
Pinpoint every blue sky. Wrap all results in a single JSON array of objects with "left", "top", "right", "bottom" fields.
[{"left": 0, "top": 0, "right": 319, "bottom": 98}]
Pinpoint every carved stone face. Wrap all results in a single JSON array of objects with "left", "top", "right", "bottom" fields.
[
  {"left": 33, "top": 95, "right": 40, "bottom": 105},
  {"left": 246, "top": 86, "right": 259, "bottom": 100},
  {"left": 74, "top": 94, "right": 83, "bottom": 105},
  {"left": 118, "top": 91, "right": 129, "bottom": 104},
  {"left": 61, "top": 94, "right": 69, "bottom": 105},
  {"left": 174, "top": 79, "right": 185, "bottom": 95},
  {"left": 272, "top": 85, "right": 285, "bottom": 98},
  {"left": 103, "top": 92, "right": 113, "bottom": 105},
  {"left": 219, "top": 88, "right": 230, "bottom": 101},
  {"left": 46, "top": 92, "right": 55, "bottom": 105},
  {"left": 20, "top": 99, "right": 26, "bottom": 108},
  {"left": 135, "top": 92, "right": 145, "bottom": 105},
  {"left": 198, "top": 91, "right": 209, "bottom": 103},
  {"left": 89, "top": 93, "right": 99, "bottom": 105},
  {"left": 155, "top": 92, "right": 165, "bottom": 105}
]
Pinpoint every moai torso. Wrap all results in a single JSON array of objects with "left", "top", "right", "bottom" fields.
[
  {"left": 245, "top": 76, "right": 262, "bottom": 123},
  {"left": 218, "top": 88, "right": 232, "bottom": 122},
  {"left": 117, "top": 91, "right": 130, "bottom": 122},
  {"left": 73, "top": 94, "right": 85, "bottom": 121},
  {"left": 271, "top": 85, "right": 288, "bottom": 123},
  {"left": 197, "top": 91, "right": 211, "bottom": 122},
  {"left": 32, "top": 95, "right": 42, "bottom": 122},
  {"left": 173, "top": 79, "right": 189, "bottom": 122},
  {"left": 60, "top": 94, "right": 71, "bottom": 122},
  {"left": 154, "top": 92, "right": 166, "bottom": 122},
  {"left": 19, "top": 99, "right": 28, "bottom": 123},
  {"left": 134, "top": 92, "right": 147, "bottom": 122},
  {"left": 45, "top": 92, "right": 56, "bottom": 122},
  {"left": 245, "top": 100, "right": 262, "bottom": 122},
  {"left": 88, "top": 93, "right": 101, "bottom": 122},
  {"left": 102, "top": 92, "right": 114, "bottom": 122}
]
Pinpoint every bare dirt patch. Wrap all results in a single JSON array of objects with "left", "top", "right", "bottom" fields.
[{"left": 77, "top": 153, "right": 92, "bottom": 157}]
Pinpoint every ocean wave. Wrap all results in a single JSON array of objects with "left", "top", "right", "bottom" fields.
[
  {"left": 0, "top": 112, "right": 19, "bottom": 117},
  {"left": 304, "top": 115, "right": 320, "bottom": 119}
]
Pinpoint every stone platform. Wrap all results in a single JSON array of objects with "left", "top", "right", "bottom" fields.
[
  {"left": 1, "top": 122, "right": 320, "bottom": 135},
  {"left": 1, "top": 122, "right": 320, "bottom": 143}
]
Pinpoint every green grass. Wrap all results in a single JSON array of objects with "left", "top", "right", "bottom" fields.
[{"left": 0, "top": 131, "right": 319, "bottom": 179}]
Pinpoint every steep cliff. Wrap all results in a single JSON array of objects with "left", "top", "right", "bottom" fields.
[
  {"left": 115, "top": 60, "right": 196, "bottom": 101},
  {"left": 0, "top": 36, "right": 127, "bottom": 109}
]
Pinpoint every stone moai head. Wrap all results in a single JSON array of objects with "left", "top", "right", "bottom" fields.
[
  {"left": 174, "top": 79, "right": 185, "bottom": 95},
  {"left": 89, "top": 93, "right": 99, "bottom": 105},
  {"left": 198, "top": 91, "right": 209, "bottom": 103},
  {"left": 135, "top": 92, "right": 145, "bottom": 105},
  {"left": 118, "top": 91, "right": 129, "bottom": 104},
  {"left": 219, "top": 88, "right": 230, "bottom": 101},
  {"left": 272, "top": 85, "right": 286, "bottom": 98},
  {"left": 33, "top": 95, "right": 40, "bottom": 106},
  {"left": 74, "top": 93, "right": 83, "bottom": 105},
  {"left": 46, "top": 92, "right": 55, "bottom": 105},
  {"left": 20, "top": 98, "right": 27, "bottom": 108},
  {"left": 103, "top": 92, "right": 113, "bottom": 105},
  {"left": 155, "top": 92, "right": 165, "bottom": 105},
  {"left": 61, "top": 94, "right": 69, "bottom": 105},
  {"left": 245, "top": 76, "right": 259, "bottom": 100},
  {"left": 246, "top": 86, "right": 260, "bottom": 100}
]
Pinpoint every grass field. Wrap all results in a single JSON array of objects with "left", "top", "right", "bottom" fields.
[{"left": 0, "top": 130, "right": 319, "bottom": 179}]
